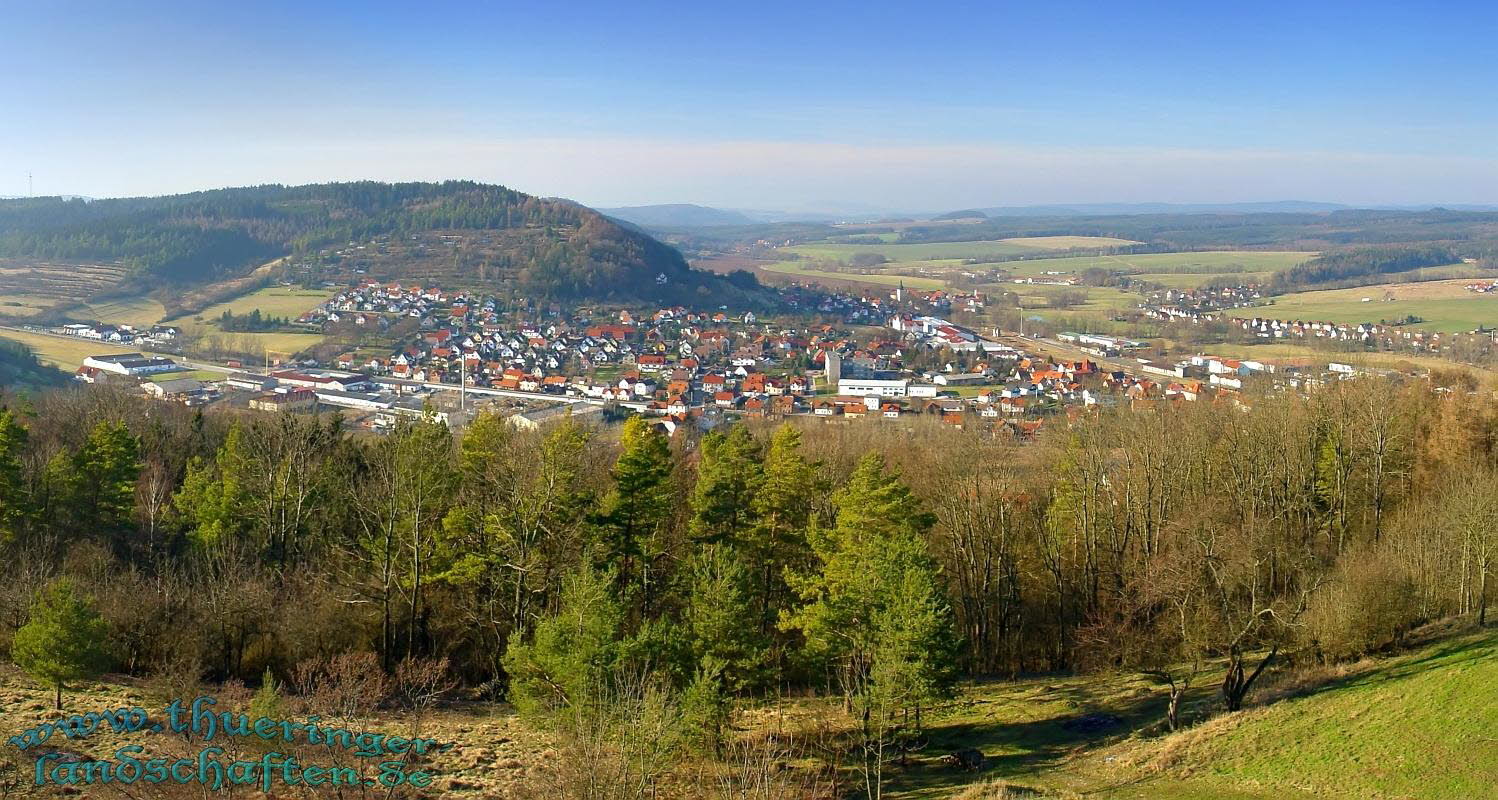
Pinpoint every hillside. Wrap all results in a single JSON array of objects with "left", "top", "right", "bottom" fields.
[
  {"left": 0, "top": 338, "right": 69, "bottom": 391},
  {"left": 0, "top": 182, "right": 766, "bottom": 313},
  {"left": 901, "top": 625, "right": 1498, "bottom": 800}
]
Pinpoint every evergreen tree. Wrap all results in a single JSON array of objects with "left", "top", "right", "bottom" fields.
[
  {"left": 12, "top": 578, "right": 111, "bottom": 709},
  {"left": 685, "top": 544, "right": 768, "bottom": 693},
  {"left": 782, "top": 453, "right": 957, "bottom": 714},
  {"left": 749, "top": 424, "right": 817, "bottom": 639},
  {"left": 687, "top": 425, "right": 763, "bottom": 545},
  {"left": 590, "top": 416, "right": 674, "bottom": 616},
  {"left": 173, "top": 425, "right": 252, "bottom": 547},
  {"left": 0, "top": 409, "right": 31, "bottom": 541},
  {"left": 52, "top": 420, "right": 140, "bottom": 537},
  {"left": 503, "top": 565, "right": 622, "bottom": 720}
]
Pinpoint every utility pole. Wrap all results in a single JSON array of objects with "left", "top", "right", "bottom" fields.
[{"left": 27, "top": 172, "right": 33, "bottom": 198}]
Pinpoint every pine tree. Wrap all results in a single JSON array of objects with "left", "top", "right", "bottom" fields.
[
  {"left": 590, "top": 416, "right": 674, "bottom": 615},
  {"left": 749, "top": 424, "right": 817, "bottom": 639},
  {"left": 173, "top": 425, "right": 252, "bottom": 548},
  {"left": 782, "top": 453, "right": 957, "bottom": 797},
  {"left": 686, "top": 544, "right": 768, "bottom": 693},
  {"left": 782, "top": 452, "right": 956, "bottom": 713},
  {"left": 0, "top": 409, "right": 31, "bottom": 541},
  {"left": 687, "top": 425, "right": 763, "bottom": 545},
  {"left": 12, "top": 578, "right": 111, "bottom": 710},
  {"left": 503, "top": 565, "right": 622, "bottom": 720},
  {"left": 58, "top": 420, "right": 140, "bottom": 536}
]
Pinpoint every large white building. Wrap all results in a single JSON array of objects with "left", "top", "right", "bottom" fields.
[
  {"left": 82, "top": 353, "right": 179, "bottom": 376},
  {"left": 838, "top": 378, "right": 908, "bottom": 397}
]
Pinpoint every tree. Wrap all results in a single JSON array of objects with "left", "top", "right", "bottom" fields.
[
  {"left": 589, "top": 417, "right": 675, "bottom": 617},
  {"left": 687, "top": 425, "right": 762, "bottom": 546},
  {"left": 0, "top": 409, "right": 30, "bottom": 541},
  {"left": 782, "top": 453, "right": 957, "bottom": 796},
  {"left": 50, "top": 420, "right": 140, "bottom": 537},
  {"left": 173, "top": 425, "right": 252, "bottom": 548},
  {"left": 747, "top": 424, "right": 817, "bottom": 641},
  {"left": 12, "top": 578, "right": 111, "bottom": 709},
  {"left": 686, "top": 544, "right": 767, "bottom": 693},
  {"left": 503, "top": 565, "right": 623, "bottom": 720}
]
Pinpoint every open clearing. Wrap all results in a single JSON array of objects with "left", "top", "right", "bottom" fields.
[
  {"left": 0, "top": 328, "right": 139, "bottom": 371},
  {"left": 1230, "top": 278, "right": 1498, "bottom": 333},
  {"left": 169, "top": 286, "right": 336, "bottom": 328}
]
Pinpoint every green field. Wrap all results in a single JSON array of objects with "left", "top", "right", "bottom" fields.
[
  {"left": 887, "top": 626, "right": 1497, "bottom": 799},
  {"left": 1005, "top": 250, "right": 1313, "bottom": 278},
  {"left": 761, "top": 260, "right": 948, "bottom": 289},
  {"left": 784, "top": 236, "right": 1137, "bottom": 263},
  {"left": 0, "top": 329, "right": 140, "bottom": 371},
  {"left": 172, "top": 286, "right": 336, "bottom": 327},
  {"left": 1230, "top": 279, "right": 1498, "bottom": 333}
]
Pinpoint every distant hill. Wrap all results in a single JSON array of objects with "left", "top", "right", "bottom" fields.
[
  {"left": 977, "top": 201, "right": 1354, "bottom": 217},
  {"left": 931, "top": 209, "right": 989, "bottom": 221},
  {"left": 597, "top": 204, "right": 758, "bottom": 228},
  {"left": 0, "top": 182, "right": 764, "bottom": 306}
]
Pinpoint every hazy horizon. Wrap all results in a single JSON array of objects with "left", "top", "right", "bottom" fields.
[{"left": 5, "top": 1, "right": 1498, "bottom": 208}]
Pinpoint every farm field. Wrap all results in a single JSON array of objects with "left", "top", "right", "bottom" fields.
[
  {"left": 760, "top": 260, "right": 947, "bottom": 289},
  {"left": 1229, "top": 279, "right": 1498, "bottom": 333},
  {"left": 169, "top": 286, "right": 336, "bottom": 328},
  {"left": 783, "top": 235, "right": 1138, "bottom": 263},
  {"left": 1008, "top": 250, "right": 1314, "bottom": 279},
  {"left": 67, "top": 295, "right": 168, "bottom": 326},
  {"left": 0, "top": 328, "right": 139, "bottom": 371}
]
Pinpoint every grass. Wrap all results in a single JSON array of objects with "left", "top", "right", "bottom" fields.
[
  {"left": 998, "top": 236, "right": 1142, "bottom": 249},
  {"left": 1229, "top": 278, "right": 1498, "bottom": 333},
  {"left": 74, "top": 295, "right": 169, "bottom": 326},
  {"left": 0, "top": 329, "right": 139, "bottom": 371},
  {"left": 172, "top": 285, "right": 336, "bottom": 327},
  {"left": 761, "top": 260, "right": 947, "bottom": 289},
  {"left": 883, "top": 625, "right": 1497, "bottom": 800},
  {"left": 1001, "top": 251, "right": 1313, "bottom": 279}
]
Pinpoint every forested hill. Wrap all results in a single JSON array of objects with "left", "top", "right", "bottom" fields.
[{"left": 0, "top": 182, "right": 763, "bottom": 303}]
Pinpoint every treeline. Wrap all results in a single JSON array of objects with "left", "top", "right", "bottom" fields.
[
  {"left": 0, "top": 380, "right": 1492, "bottom": 792},
  {"left": 217, "top": 308, "right": 293, "bottom": 332},
  {"left": 0, "top": 340, "right": 68, "bottom": 391},
  {"left": 0, "top": 183, "right": 757, "bottom": 304},
  {"left": 1271, "top": 245, "right": 1463, "bottom": 290}
]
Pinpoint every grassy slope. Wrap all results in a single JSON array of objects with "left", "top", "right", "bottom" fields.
[{"left": 899, "top": 627, "right": 1497, "bottom": 800}]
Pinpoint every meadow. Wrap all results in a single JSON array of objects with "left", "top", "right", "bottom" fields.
[
  {"left": 169, "top": 285, "right": 336, "bottom": 326},
  {"left": 1230, "top": 279, "right": 1498, "bottom": 333},
  {"left": 783, "top": 236, "right": 1139, "bottom": 263}
]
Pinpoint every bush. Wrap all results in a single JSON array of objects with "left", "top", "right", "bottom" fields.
[{"left": 1303, "top": 552, "right": 1422, "bottom": 661}]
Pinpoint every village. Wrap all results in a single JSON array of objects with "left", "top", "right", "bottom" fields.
[{"left": 41, "top": 278, "right": 1410, "bottom": 436}]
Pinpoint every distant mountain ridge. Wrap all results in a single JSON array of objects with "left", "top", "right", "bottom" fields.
[
  {"left": 0, "top": 182, "right": 762, "bottom": 305},
  {"left": 598, "top": 203, "right": 757, "bottom": 228}
]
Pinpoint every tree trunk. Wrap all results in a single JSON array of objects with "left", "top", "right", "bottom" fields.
[{"left": 55, "top": 683, "right": 62, "bottom": 711}]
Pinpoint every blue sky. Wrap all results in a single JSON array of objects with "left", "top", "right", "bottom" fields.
[{"left": 3, "top": 0, "right": 1497, "bottom": 210}]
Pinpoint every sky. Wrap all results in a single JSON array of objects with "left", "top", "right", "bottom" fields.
[{"left": 3, "top": 0, "right": 1498, "bottom": 211}]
